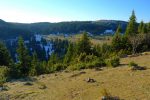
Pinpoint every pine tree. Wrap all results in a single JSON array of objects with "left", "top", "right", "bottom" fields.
[
  {"left": 141, "top": 24, "right": 148, "bottom": 34},
  {"left": 138, "top": 21, "right": 144, "bottom": 33},
  {"left": 147, "top": 22, "right": 150, "bottom": 33},
  {"left": 64, "top": 43, "right": 74, "bottom": 64},
  {"left": 0, "top": 42, "right": 12, "bottom": 66},
  {"left": 17, "top": 37, "right": 31, "bottom": 76},
  {"left": 77, "top": 32, "right": 91, "bottom": 55},
  {"left": 125, "top": 10, "right": 138, "bottom": 36},
  {"left": 29, "top": 51, "right": 38, "bottom": 76},
  {"left": 48, "top": 53, "right": 58, "bottom": 72},
  {"left": 112, "top": 25, "right": 122, "bottom": 51}
]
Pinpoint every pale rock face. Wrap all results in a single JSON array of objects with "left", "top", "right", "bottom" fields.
[
  {"left": 87, "top": 32, "right": 93, "bottom": 36},
  {"left": 104, "top": 30, "right": 114, "bottom": 34},
  {"left": 35, "top": 34, "right": 42, "bottom": 42},
  {"left": 40, "top": 44, "right": 43, "bottom": 48},
  {"left": 24, "top": 40, "right": 30, "bottom": 44},
  {"left": 44, "top": 42, "right": 54, "bottom": 59},
  {"left": 30, "top": 48, "right": 33, "bottom": 51},
  {"left": 15, "top": 53, "right": 19, "bottom": 63}
]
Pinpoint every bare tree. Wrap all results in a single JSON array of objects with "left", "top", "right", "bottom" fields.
[{"left": 129, "top": 34, "right": 145, "bottom": 54}]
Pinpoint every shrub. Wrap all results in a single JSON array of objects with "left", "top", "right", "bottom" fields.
[
  {"left": 0, "top": 66, "right": 10, "bottom": 86},
  {"left": 86, "top": 58, "right": 106, "bottom": 69},
  {"left": 68, "top": 63, "right": 86, "bottom": 71},
  {"left": 53, "top": 63, "right": 67, "bottom": 71},
  {"left": 129, "top": 61, "right": 138, "bottom": 67},
  {"left": 37, "top": 82, "right": 47, "bottom": 89},
  {"left": 107, "top": 56, "right": 120, "bottom": 67},
  {"left": 128, "top": 61, "right": 146, "bottom": 71}
]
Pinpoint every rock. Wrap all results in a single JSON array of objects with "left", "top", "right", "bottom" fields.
[
  {"left": 0, "top": 86, "right": 10, "bottom": 91},
  {"left": 101, "top": 96, "right": 120, "bottom": 100},
  {"left": 95, "top": 67, "right": 102, "bottom": 71},
  {"left": 70, "top": 71, "right": 86, "bottom": 78},
  {"left": 24, "top": 82, "right": 33, "bottom": 86},
  {"left": 86, "top": 78, "right": 96, "bottom": 83},
  {"left": 0, "top": 87, "right": 3, "bottom": 91},
  {"left": 131, "top": 66, "right": 146, "bottom": 71}
]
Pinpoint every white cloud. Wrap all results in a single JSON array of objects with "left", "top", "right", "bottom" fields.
[{"left": 0, "top": 8, "right": 63, "bottom": 23}]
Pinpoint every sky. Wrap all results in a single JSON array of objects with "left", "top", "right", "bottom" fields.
[{"left": 0, "top": 0, "right": 149, "bottom": 23}]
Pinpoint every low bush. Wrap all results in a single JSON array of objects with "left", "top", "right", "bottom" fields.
[
  {"left": 37, "top": 82, "right": 47, "bottom": 89},
  {"left": 0, "top": 66, "right": 10, "bottom": 87},
  {"left": 129, "top": 61, "right": 146, "bottom": 71},
  {"left": 129, "top": 61, "right": 138, "bottom": 67},
  {"left": 53, "top": 63, "right": 67, "bottom": 71},
  {"left": 68, "top": 63, "right": 86, "bottom": 71},
  {"left": 86, "top": 58, "right": 106, "bottom": 69},
  {"left": 107, "top": 56, "right": 120, "bottom": 67}
]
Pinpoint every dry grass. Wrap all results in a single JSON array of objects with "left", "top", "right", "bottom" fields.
[
  {"left": 1, "top": 54, "right": 150, "bottom": 100},
  {"left": 44, "top": 34, "right": 111, "bottom": 45}
]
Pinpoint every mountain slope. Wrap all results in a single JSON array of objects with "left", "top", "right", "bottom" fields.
[
  {"left": 0, "top": 19, "right": 128, "bottom": 39},
  {"left": 1, "top": 53, "right": 150, "bottom": 100}
]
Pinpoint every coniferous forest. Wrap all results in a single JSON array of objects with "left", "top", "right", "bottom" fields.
[{"left": 0, "top": 9, "right": 150, "bottom": 99}]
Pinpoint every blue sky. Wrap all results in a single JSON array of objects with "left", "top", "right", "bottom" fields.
[{"left": 0, "top": 0, "right": 149, "bottom": 23}]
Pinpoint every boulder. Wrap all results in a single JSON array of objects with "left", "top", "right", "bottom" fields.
[{"left": 86, "top": 78, "right": 96, "bottom": 83}]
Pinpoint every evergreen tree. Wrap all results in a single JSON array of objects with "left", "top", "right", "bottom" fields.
[
  {"left": 141, "top": 24, "right": 148, "bottom": 34},
  {"left": 48, "top": 53, "right": 58, "bottom": 64},
  {"left": 29, "top": 51, "right": 38, "bottom": 76},
  {"left": 138, "top": 21, "right": 144, "bottom": 33},
  {"left": 48, "top": 53, "right": 58, "bottom": 72},
  {"left": 112, "top": 25, "right": 122, "bottom": 51},
  {"left": 64, "top": 43, "right": 74, "bottom": 64},
  {"left": 17, "top": 37, "right": 31, "bottom": 76},
  {"left": 77, "top": 32, "right": 91, "bottom": 55},
  {"left": 125, "top": 10, "right": 138, "bottom": 36},
  {"left": 147, "top": 22, "right": 150, "bottom": 33},
  {"left": 0, "top": 42, "right": 12, "bottom": 66}
]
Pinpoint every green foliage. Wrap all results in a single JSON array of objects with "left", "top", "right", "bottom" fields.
[
  {"left": 86, "top": 58, "right": 106, "bottom": 69},
  {"left": 141, "top": 24, "right": 148, "bottom": 34},
  {"left": 129, "top": 61, "right": 138, "bottom": 67},
  {"left": 68, "top": 54, "right": 106, "bottom": 70},
  {"left": 17, "top": 37, "right": 31, "bottom": 76},
  {"left": 0, "top": 66, "right": 9, "bottom": 86},
  {"left": 53, "top": 63, "right": 67, "bottom": 71},
  {"left": 101, "top": 43, "right": 113, "bottom": 58},
  {"left": 77, "top": 32, "right": 92, "bottom": 55},
  {"left": 147, "top": 22, "right": 150, "bottom": 33},
  {"left": 112, "top": 25, "right": 122, "bottom": 52},
  {"left": 107, "top": 56, "right": 120, "bottom": 67},
  {"left": 125, "top": 10, "right": 138, "bottom": 36},
  {"left": 138, "top": 21, "right": 144, "bottom": 33},
  {"left": 64, "top": 43, "right": 74, "bottom": 64},
  {"left": 29, "top": 52, "right": 38, "bottom": 76},
  {"left": 9, "top": 63, "right": 21, "bottom": 79},
  {"left": 0, "top": 42, "right": 12, "bottom": 66},
  {"left": 48, "top": 53, "right": 58, "bottom": 65},
  {"left": 68, "top": 62, "right": 86, "bottom": 71},
  {"left": 37, "top": 61, "right": 49, "bottom": 74}
]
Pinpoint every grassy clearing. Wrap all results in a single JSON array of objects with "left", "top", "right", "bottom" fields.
[
  {"left": 1, "top": 53, "right": 150, "bottom": 100},
  {"left": 43, "top": 34, "right": 112, "bottom": 45}
]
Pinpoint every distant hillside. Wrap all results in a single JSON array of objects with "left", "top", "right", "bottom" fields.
[{"left": 0, "top": 19, "right": 128, "bottom": 39}]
